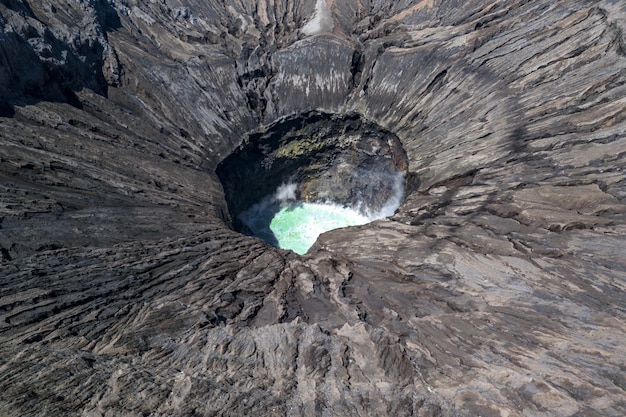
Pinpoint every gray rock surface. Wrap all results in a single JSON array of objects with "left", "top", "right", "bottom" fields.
[{"left": 1, "top": 0, "right": 625, "bottom": 416}]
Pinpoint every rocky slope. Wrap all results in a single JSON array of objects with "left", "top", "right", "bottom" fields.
[{"left": 1, "top": 0, "right": 625, "bottom": 416}]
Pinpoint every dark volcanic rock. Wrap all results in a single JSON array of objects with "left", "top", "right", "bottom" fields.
[
  {"left": 216, "top": 111, "right": 407, "bottom": 225},
  {"left": 1, "top": 0, "right": 625, "bottom": 416}
]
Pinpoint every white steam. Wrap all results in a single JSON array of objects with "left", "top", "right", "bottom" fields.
[
  {"left": 302, "top": 0, "right": 334, "bottom": 36},
  {"left": 365, "top": 172, "right": 405, "bottom": 220},
  {"left": 275, "top": 183, "right": 297, "bottom": 203}
]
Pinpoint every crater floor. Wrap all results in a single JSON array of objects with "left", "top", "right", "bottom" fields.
[{"left": 1, "top": 1, "right": 625, "bottom": 416}]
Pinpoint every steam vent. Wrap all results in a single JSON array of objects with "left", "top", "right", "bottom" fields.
[
  {"left": 217, "top": 112, "right": 408, "bottom": 254},
  {"left": 1, "top": 1, "right": 625, "bottom": 416}
]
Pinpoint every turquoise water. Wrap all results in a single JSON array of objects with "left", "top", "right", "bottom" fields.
[
  {"left": 239, "top": 178, "right": 404, "bottom": 255},
  {"left": 269, "top": 203, "right": 369, "bottom": 254}
]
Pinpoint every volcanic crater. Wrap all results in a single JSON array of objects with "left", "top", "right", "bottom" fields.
[
  {"left": 1, "top": 1, "right": 625, "bottom": 416},
  {"left": 216, "top": 111, "right": 409, "bottom": 251}
]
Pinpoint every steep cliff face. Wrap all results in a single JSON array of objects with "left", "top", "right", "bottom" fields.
[{"left": 1, "top": 1, "right": 625, "bottom": 416}]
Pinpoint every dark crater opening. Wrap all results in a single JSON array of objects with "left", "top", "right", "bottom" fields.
[{"left": 216, "top": 111, "right": 409, "bottom": 252}]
